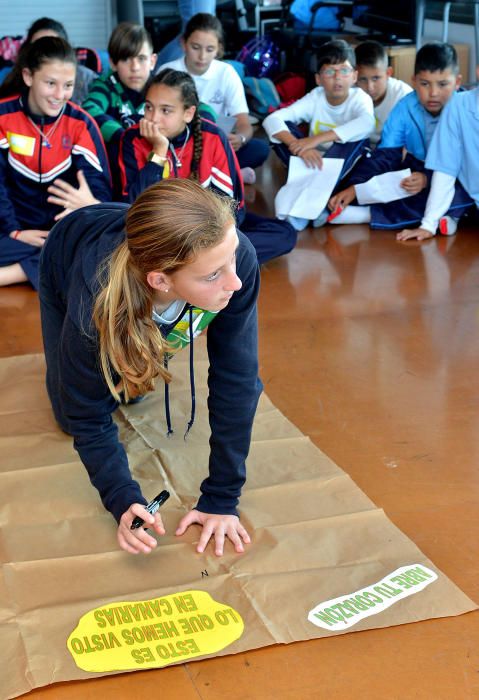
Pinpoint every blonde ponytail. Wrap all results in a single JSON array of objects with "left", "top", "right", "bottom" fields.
[
  {"left": 93, "top": 241, "right": 171, "bottom": 402},
  {"left": 92, "top": 179, "right": 235, "bottom": 402}
]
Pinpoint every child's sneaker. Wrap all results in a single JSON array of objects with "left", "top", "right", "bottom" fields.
[
  {"left": 286, "top": 214, "right": 309, "bottom": 231},
  {"left": 241, "top": 167, "right": 256, "bottom": 185},
  {"left": 438, "top": 216, "right": 458, "bottom": 236}
]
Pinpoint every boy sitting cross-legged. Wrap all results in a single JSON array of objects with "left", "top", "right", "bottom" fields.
[
  {"left": 397, "top": 63, "right": 479, "bottom": 241},
  {"left": 328, "top": 42, "right": 473, "bottom": 234},
  {"left": 262, "top": 39, "right": 375, "bottom": 231},
  {"left": 355, "top": 39, "right": 412, "bottom": 145}
]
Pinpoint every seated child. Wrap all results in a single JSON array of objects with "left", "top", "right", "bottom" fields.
[
  {"left": 0, "top": 16, "right": 98, "bottom": 105},
  {"left": 397, "top": 74, "right": 479, "bottom": 240},
  {"left": 83, "top": 21, "right": 156, "bottom": 190},
  {"left": 155, "top": 0, "right": 215, "bottom": 66},
  {"left": 328, "top": 42, "right": 472, "bottom": 234},
  {"left": 262, "top": 39, "right": 375, "bottom": 230},
  {"left": 119, "top": 69, "right": 296, "bottom": 264},
  {"left": 158, "top": 13, "right": 269, "bottom": 184},
  {"left": 355, "top": 40, "right": 412, "bottom": 145},
  {"left": 0, "top": 37, "right": 111, "bottom": 289}
]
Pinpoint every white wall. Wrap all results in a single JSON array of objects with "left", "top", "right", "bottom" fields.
[
  {"left": 1, "top": 0, "right": 114, "bottom": 48},
  {"left": 344, "top": 16, "right": 477, "bottom": 84},
  {"left": 424, "top": 19, "right": 477, "bottom": 83}
]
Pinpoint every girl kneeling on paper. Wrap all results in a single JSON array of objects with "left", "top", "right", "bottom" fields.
[{"left": 39, "top": 179, "right": 262, "bottom": 556}]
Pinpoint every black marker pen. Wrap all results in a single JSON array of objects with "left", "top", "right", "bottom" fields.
[{"left": 130, "top": 490, "right": 170, "bottom": 530}]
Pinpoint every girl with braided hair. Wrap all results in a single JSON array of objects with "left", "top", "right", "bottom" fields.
[
  {"left": 119, "top": 68, "right": 297, "bottom": 264},
  {"left": 119, "top": 68, "right": 244, "bottom": 206}
]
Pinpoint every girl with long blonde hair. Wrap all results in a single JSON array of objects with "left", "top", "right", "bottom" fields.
[{"left": 39, "top": 178, "right": 261, "bottom": 556}]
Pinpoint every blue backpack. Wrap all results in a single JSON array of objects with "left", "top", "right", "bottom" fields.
[{"left": 243, "top": 76, "right": 281, "bottom": 119}]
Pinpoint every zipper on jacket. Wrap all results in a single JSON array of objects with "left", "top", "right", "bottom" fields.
[
  {"left": 38, "top": 117, "right": 44, "bottom": 183},
  {"left": 408, "top": 104, "right": 427, "bottom": 156}
]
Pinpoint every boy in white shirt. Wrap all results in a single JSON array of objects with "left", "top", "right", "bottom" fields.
[
  {"left": 355, "top": 40, "right": 413, "bottom": 145},
  {"left": 263, "top": 39, "right": 374, "bottom": 229}
]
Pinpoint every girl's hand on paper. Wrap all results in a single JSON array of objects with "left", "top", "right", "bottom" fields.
[
  {"left": 400, "top": 171, "right": 427, "bottom": 195},
  {"left": 396, "top": 227, "right": 434, "bottom": 241},
  {"left": 117, "top": 503, "right": 166, "bottom": 554},
  {"left": 328, "top": 186, "right": 355, "bottom": 212},
  {"left": 176, "top": 510, "right": 250, "bottom": 556}
]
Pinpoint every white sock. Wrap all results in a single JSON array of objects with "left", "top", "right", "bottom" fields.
[
  {"left": 331, "top": 206, "right": 371, "bottom": 224},
  {"left": 438, "top": 216, "right": 458, "bottom": 236}
]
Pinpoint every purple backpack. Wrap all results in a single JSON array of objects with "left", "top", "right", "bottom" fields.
[{"left": 236, "top": 37, "right": 280, "bottom": 78}]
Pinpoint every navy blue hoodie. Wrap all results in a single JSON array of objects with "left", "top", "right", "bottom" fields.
[{"left": 39, "top": 203, "right": 262, "bottom": 522}]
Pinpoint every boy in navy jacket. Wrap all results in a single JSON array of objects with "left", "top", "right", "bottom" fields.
[{"left": 328, "top": 43, "right": 472, "bottom": 233}]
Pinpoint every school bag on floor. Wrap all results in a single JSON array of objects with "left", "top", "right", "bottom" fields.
[
  {"left": 274, "top": 72, "right": 307, "bottom": 107},
  {"left": 243, "top": 76, "right": 281, "bottom": 119}
]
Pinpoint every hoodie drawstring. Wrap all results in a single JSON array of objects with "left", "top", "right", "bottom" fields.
[
  {"left": 163, "top": 306, "right": 196, "bottom": 439},
  {"left": 164, "top": 355, "right": 173, "bottom": 437},
  {"left": 184, "top": 306, "right": 196, "bottom": 439}
]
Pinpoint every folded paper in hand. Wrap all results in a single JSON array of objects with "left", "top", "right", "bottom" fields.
[
  {"left": 275, "top": 156, "right": 344, "bottom": 219},
  {"left": 216, "top": 114, "right": 236, "bottom": 134},
  {"left": 355, "top": 168, "right": 414, "bottom": 205}
]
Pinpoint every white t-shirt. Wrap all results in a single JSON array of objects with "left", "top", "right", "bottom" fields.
[
  {"left": 263, "top": 86, "right": 375, "bottom": 150},
  {"left": 372, "top": 77, "right": 413, "bottom": 144},
  {"left": 159, "top": 57, "right": 249, "bottom": 117},
  {"left": 152, "top": 300, "right": 186, "bottom": 325}
]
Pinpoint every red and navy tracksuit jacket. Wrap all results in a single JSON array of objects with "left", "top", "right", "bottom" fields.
[
  {"left": 0, "top": 93, "right": 111, "bottom": 288},
  {"left": 0, "top": 93, "right": 111, "bottom": 236},
  {"left": 119, "top": 117, "right": 246, "bottom": 224}
]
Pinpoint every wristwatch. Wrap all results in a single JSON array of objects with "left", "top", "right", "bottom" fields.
[
  {"left": 147, "top": 151, "right": 167, "bottom": 165},
  {"left": 239, "top": 134, "right": 247, "bottom": 145}
]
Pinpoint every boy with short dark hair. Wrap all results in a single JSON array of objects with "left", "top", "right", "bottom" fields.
[
  {"left": 263, "top": 39, "right": 374, "bottom": 230},
  {"left": 355, "top": 40, "right": 412, "bottom": 144},
  {"left": 397, "top": 68, "right": 479, "bottom": 240},
  {"left": 83, "top": 22, "right": 157, "bottom": 147},
  {"left": 328, "top": 42, "right": 472, "bottom": 233}
]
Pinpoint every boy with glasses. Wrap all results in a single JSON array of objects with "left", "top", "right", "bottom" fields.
[{"left": 263, "top": 40, "right": 374, "bottom": 230}]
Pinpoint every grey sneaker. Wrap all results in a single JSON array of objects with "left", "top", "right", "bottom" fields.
[
  {"left": 438, "top": 216, "right": 458, "bottom": 236},
  {"left": 312, "top": 209, "right": 329, "bottom": 228}
]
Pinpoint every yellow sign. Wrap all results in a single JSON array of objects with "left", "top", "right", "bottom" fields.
[
  {"left": 7, "top": 131, "right": 36, "bottom": 156},
  {"left": 67, "top": 590, "right": 244, "bottom": 672}
]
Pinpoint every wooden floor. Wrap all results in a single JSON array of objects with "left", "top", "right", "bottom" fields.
[{"left": 3, "top": 154, "right": 479, "bottom": 699}]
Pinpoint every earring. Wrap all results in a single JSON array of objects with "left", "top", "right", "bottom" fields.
[{"left": 164, "top": 288, "right": 169, "bottom": 292}]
